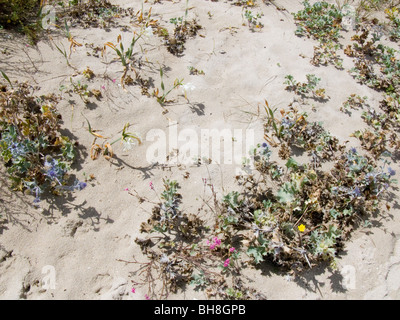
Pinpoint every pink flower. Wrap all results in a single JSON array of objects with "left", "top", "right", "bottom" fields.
[
  {"left": 131, "top": 287, "right": 136, "bottom": 293},
  {"left": 124, "top": 188, "right": 129, "bottom": 191},
  {"left": 145, "top": 294, "right": 150, "bottom": 300},
  {"left": 229, "top": 247, "right": 236, "bottom": 253},
  {"left": 112, "top": 79, "right": 116, "bottom": 83},
  {"left": 101, "top": 85, "right": 106, "bottom": 90},
  {"left": 149, "top": 181, "right": 154, "bottom": 190},
  {"left": 208, "top": 237, "right": 221, "bottom": 250},
  {"left": 223, "top": 258, "right": 230, "bottom": 268}
]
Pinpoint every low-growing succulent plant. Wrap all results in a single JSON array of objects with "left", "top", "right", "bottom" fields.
[{"left": 284, "top": 74, "right": 327, "bottom": 100}]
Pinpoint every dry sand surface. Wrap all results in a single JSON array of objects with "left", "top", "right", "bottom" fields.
[{"left": 0, "top": 0, "right": 400, "bottom": 300}]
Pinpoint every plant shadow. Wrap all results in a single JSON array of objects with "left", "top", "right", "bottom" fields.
[
  {"left": 41, "top": 192, "right": 113, "bottom": 232},
  {"left": 189, "top": 102, "right": 206, "bottom": 116},
  {"left": 0, "top": 172, "right": 38, "bottom": 234}
]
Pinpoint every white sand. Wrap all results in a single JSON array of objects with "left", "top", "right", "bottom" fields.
[{"left": 0, "top": 0, "right": 399, "bottom": 300}]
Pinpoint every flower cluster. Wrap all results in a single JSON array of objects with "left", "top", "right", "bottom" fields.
[{"left": 207, "top": 237, "right": 221, "bottom": 250}]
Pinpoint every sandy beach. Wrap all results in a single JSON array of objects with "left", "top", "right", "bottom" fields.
[{"left": 0, "top": 0, "right": 399, "bottom": 300}]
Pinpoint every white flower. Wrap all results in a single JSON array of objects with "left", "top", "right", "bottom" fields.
[
  {"left": 181, "top": 82, "right": 196, "bottom": 99},
  {"left": 122, "top": 137, "right": 136, "bottom": 152},
  {"left": 182, "top": 82, "right": 196, "bottom": 93},
  {"left": 160, "top": 254, "right": 170, "bottom": 264},
  {"left": 143, "top": 26, "right": 153, "bottom": 38}
]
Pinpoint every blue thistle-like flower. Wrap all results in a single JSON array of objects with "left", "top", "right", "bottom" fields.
[
  {"left": 388, "top": 167, "right": 396, "bottom": 177},
  {"left": 281, "top": 117, "right": 294, "bottom": 129},
  {"left": 8, "top": 142, "right": 27, "bottom": 158},
  {"left": 352, "top": 187, "right": 361, "bottom": 198},
  {"left": 74, "top": 181, "right": 87, "bottom": 191},
  {"left": 44, "top": 158, "right": 66, "bottom": 185}
]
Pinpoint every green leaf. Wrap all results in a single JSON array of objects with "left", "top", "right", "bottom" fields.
[
  {"left": 0, "top": 70, "right": 12, "bottom": 88},
  {"left": 329, "top": 208, "right": 340, "bottom": 219},
  {"left": 277, "top": 182, "right": 296, "bottom": 204},
  {"left": 285, "top": 157, "right": 299, "bottom": 171},
  {"left": 64, "top": 19, "right": 71, "bottom": 39},
  {"left": 247, "top": 247, "right": 265, "bottom": 264},
  {"left": 223, "top": 191, "right": 241, "bottom": 209}
]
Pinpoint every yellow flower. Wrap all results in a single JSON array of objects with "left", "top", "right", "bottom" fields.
[{"left": 298, "top": 224, "right": 306, "bottom": 232}]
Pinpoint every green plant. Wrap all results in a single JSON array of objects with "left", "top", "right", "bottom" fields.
[
  {"left": 293, "top": 0, "right": 344, "bottom": 42},
  {"left": 103, "top": 26, "right": 153, "bottom": 87},
  {"left": 352, "top": 129, "right": 388, "bottom": 158},
  {"left": 0, "top": 0, "right": 43, "bottom": 43},
  {"left": 356, "top": 0, "right": 400, "bottom": 18},
  {"left": 311, "top": 40, "right": 343, "bottom": 69},
  {"left": 347, "top": 28, "right": 400, "bottom": 94},
  {"left": 104, "top": 33, "right": 141, "bottom": 68},
  {"left": 170, "top": 16, "right": 184, "bottom": 26},
  {"left": 293, "top": 1, "right": 346, "bottom": 69},
  {"left": 264, "top": 100, "right": 284, "bottom": 141},
  {"left": 83, "top": 116, "right": 141, "bottom": 161},
  {"left": 243, "top": 10, "right": 263, "bottom": 30},
  {"left": 309, "top": 225, "right": 341, "bottom": 262},
  {"left": 284, "top": 74, "right": 327, "bottom": 99},
  {"left": 70, "top": 78, "right": 91, "bottom": 104},
  {"left": 1, "top": 70, "right": 13, "bottom": 88},
  {"left": 82, "top": 66, "right": 95, "bottom": 80},
  {"left": 237, "top": 144, "right": 395, "bottom": 270},
  {"left": 385, "top": 7, "right": 400, "bottom": 41},
  {"left": 362, "top": 108, "right": 388, "bottom": 130},
  {"left": 264, "top": 104, "right": 341, "bottom": 166},
  {"left": 125, "top": 110, "right": 396, "bottom": 299},
  {"left": 56, "top": 0, "right": 128, "bottom": 30},
  {"left": 153, "top": 67, "right": 184, "bottom": 107},
  {"left": 0, "top": 82, "right": 84, "bottom": 204},
  {"left": 341, "top": 94, "right": 368, "bottom": 114},
  {"left": 51, "top": 20, "right": 82, "bottom": 71},
  {"left": 190, "top": 271, "right": 209, "bottom": 290},
  {"left": 123, "top": 178, "right": 264, "bottom": 300},
  {"left": 160, "top": 2, "right": 202, "bottom": 56},
  {"left": 188, "top": 66, "right": 205, "bottom": 75}
]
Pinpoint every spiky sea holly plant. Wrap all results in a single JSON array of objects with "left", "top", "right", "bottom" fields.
[{"left": 0, "top": 82, "right": 85, "bottom": 204}]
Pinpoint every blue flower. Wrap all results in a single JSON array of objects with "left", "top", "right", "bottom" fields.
[
  {"left": 388, "top": 167, "right": 396, "bottom": 176},
  {"left": 365, "top": 172, "right": 377, "bottom": 183},
  {"left": 74, "top": 181, "right": 87, "bottom": 191},
  {"left": 44, "top": 158, "right": 66, "bottom": 184},
  {"left": 46, "top": 168, "right": 58, "bottom": 179},
  {"left": 63, "top": 180, "right": 87, "bottom": 192},
  {"left": 8, "top": 142, "right": 27, "bottom": 158},
  {"left": 25, "top": 183, "right": 42, "bottom": 204},
  {"left": 281, "top": 117, "right": 294, "bottom": 129},
  {"left": 351, "top": 187, "right": 361, "bottom": 198}
]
